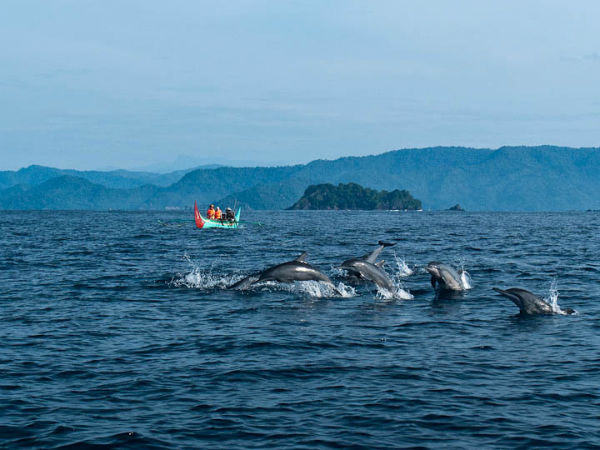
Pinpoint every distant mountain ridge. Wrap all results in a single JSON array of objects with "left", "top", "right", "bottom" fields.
[
  {"left": 0, "top": 164, "right": 220, "bottom": 190},
  {"left": 1, "top": 146, "right": 599, "bottom": 211}
]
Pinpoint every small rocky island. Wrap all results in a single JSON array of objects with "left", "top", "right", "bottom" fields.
[
  {"left": 447, "top": 204, "right": 465, "bottom": 211},
  {"left": 287, "top": 182, "right": 422, "bottom": 210}
]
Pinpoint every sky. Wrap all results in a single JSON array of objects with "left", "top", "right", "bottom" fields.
[{"left": 1, "top": 0, "right": 599, "bottom": 171}]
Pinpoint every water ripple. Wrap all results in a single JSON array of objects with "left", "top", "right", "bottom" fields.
[{"left": 1, "top": 210, "right": 599, "bottom": 449}]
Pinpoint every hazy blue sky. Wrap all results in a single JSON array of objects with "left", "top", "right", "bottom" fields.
[{"left": 1, "top": 1, "right": 599, "bottom": 170}]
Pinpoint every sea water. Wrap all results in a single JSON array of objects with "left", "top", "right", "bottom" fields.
[{"left": 1, "top": 210, "right": 599, "bottom": 449}]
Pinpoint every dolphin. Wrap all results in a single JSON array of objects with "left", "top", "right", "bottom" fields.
[
  {"left": 340, "top": 241, "right": 396, "bottom": 291},
  {"left": 492, "top": 287, "right": 575, "bottom": 315},
  {"left": 425, "top": 262, "right": 466, "bottom": 291},
  {"left": 228, "top": 252, "right": 341, "bottom": 294},
  {"left": 228, "top": 273, "right": 261, "bottom": 290}
]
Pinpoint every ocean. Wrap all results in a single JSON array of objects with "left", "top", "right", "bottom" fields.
[{"left": 1, "top": 210, "right": 599, "bottom": 449}]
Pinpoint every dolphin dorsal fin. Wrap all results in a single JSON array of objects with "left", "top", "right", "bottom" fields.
[
  {"left": 295, "top": 251, "right": 308, "bottom": 262},
  {"left": 375, "top": 260, "right": 385, "bottom": 267}
]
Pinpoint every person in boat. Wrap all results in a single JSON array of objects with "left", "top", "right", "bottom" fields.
[
  {"left": 207, "top": 204, "right": 216, "bottom": 219},
  {"left": 225, "top": 207, "right": 235, "bottom": 222},
  {"left": 215, "top": 207, "right": 222, "bottom": 220}
]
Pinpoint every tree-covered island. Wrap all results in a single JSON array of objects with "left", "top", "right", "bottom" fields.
[{"left": 287, "top": 182, "right": 422, "bottom": 210}]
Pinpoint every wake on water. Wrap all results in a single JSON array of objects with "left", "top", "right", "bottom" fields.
[
  {"left": 171, "top": 255, "right": 355, "bottom": 298},
  {"left": 376, "top": 286, "right": 414, "bottom": 301},
  {"left": 259, "top": 280, "right": 356, "bottom": 298},
  {"left": 171, "top": 266, "right": 233, "bottom": 290}
]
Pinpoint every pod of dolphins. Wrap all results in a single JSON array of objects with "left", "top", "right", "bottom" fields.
[{"left": 228, "top": 241, "right": 575, "bottom": 315}]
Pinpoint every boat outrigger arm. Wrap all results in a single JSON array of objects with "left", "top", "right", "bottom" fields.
[{"left": 194, "top": 201, "right": 241, "bottom": 229}]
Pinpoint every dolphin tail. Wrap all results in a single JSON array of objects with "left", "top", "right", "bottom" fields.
[{"left": 378, "top": 241, "right": 396, "bottom": 247}]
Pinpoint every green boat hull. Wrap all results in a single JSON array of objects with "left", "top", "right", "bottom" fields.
[{"left": 194, "top": 202, "right": 241, "bottom": 229}]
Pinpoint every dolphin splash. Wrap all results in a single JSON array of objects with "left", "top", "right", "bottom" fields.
[
  {"left": 493, "top": 287, "right": 575, "bottom": 315},
  {"left": 340, "top": 241, "right": 396, "bottom": 291},
  {"left": 425, "top": 261, "right": 470, "bottom": 291},
  {"left": 228, "top": 252, "right": 341, "bottom": 295}
]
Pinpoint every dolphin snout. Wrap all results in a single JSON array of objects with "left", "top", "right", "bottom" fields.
[{"left": 424, "top": 266, "right": 439, "bottom": 276}]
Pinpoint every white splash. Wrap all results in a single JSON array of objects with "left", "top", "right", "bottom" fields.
[
  {"left": 377, "top": 255, "right": 414, "bottom": 300},
  {"left": 460, "top": 270, "right": 473, "bottom": 290},
  {"left": 260, "top": 280, "right": 355, "bottom": 298},
  {"left": 456, "top": 259, "right": 473, "bottom": 290},
  {"left": 544, "top": 279, "right": 576, "bottom": 315},
  {"left": 393, "top": 255, "right": 414, "bottom": 277},
  {"left": 170, "top": 254, "right": 238, "bottom": 290},
  {"left": 376, "top": 286, "right": 414, "bottom": 301},
  {"left": 333, "top": 282, "right": 356, "bottom": 298},
  {"left": 297, "top": 281, "right": 355, "bottom": 298},
  {"left": 545, "top": 279, "right": 560, "bottom": 311},
  {"left": 330, "top": 265, "right": 348, "bottom": 277},
  {"left": 171, "top": 267, "right": 238, "bottom": 290}
]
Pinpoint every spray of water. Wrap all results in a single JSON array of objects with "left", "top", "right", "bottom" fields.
[
  {"left": 460, "top": 270, "right": 473, "bottom": 290},
  {"left": 543, "top": 279, "right": 576, "bottom": 315},
  {"left": 382, "top": 255, "right": 414, "bottom": 300},
  {"left": 293, "top": 281, "right": 355, "bottom": 298},
  {"left": 455, "top": 259, "right": 473, "bottom": 290},
  {"left": 545, "top": 279, "right": 560, "bottom": 312},
  {"left": 170, "top": 254, "right": 240, "bottom": 290},
  {"left": 376, "top": 286, "right": 414, "bottom": 301},
  {"left": 393, "top": 255, "right": 414, "bottom": 277},
  {"left": 171, "top": 266, "right": 238, "bottom": 290},
  {"left": 257, "top": 280, "right": 355, "bottom": 298},
  {"left": 330, "top": 265, "right": 348, "bottom": 277}
]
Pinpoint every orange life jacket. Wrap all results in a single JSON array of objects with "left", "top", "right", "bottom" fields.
[
  {"left": 207, "top": 207, "right": 215, "bottom": 219},
  {"left": 215, "top": 209, "right": 222, "bottom": 219}
]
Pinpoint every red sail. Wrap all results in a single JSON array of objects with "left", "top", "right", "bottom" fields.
[{"left": 194, "top": 201, "right": 205, "bottom": 229}]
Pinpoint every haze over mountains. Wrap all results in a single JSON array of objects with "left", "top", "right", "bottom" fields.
[{"left": 1, "top": 146, "right": 598, "bottom": 211}]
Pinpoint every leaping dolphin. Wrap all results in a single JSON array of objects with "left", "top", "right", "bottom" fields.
[
  {"left": 340, "top": 241, "right": 396, "bottom": 292},
  {"left": 228, "top": 252, "right": 341, "bottom": 294},
  {"left": 425, "top": 262, "right": 468, "bottom": 291},
  {"left": 492, "top": 287, "right": 575, "bottom": 315}
]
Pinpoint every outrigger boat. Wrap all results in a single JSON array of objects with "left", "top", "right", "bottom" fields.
[{"left": 194, "top": 201, "right": 241, "bottom": 229}]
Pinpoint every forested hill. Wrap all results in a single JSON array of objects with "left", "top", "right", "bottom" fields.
[
  {"left": 288, "top": 183, "right": 422, "bottom": 210},
  {"left": 1, "top": 146, "right": 599, "bottom": 211}
]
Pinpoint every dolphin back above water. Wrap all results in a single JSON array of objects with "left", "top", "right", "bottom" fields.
[
  {"left": 256, "top": 252, "right": 334, "bottom": 284},
  {"left": 425, "top": 261, "right": 467, "bottom": 291},
  {"left": 228, "top": 252, "right": 340, "bottom": 293},
  {"left": 493, "top": 287, "right": 575, "bottom": 315},
  {"left": 340, "top": 241, "right": 396, "bottom": 292}
]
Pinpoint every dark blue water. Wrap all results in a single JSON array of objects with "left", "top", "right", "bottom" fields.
[{"left": 1, "top": 210, "right": 599, "bottom": 449}]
